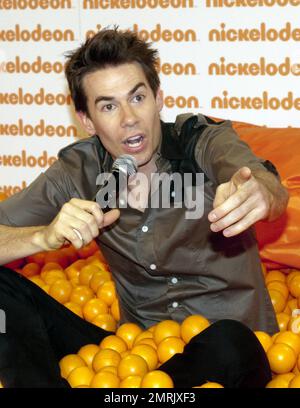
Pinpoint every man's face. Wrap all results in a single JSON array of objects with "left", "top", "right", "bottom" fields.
[{"left": 78, "top": 63, "right": 163, "bottom": 170}]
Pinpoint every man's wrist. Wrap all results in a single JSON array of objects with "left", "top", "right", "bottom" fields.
[
  {"left": 252, "top": 169, "right": 289, "bottom": 221},
  {"left": 32, "top": 227, "right": 48, "bottom": 252}
]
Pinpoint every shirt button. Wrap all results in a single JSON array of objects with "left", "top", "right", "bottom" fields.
[
  {"left": 142, "top": 225, "right": 148, "bottom": 233},
  {"left": 171, "top": 277, "right": 178, "bottom": 284},
  {"left": 172, "top": 301, "right": 179, "bottom": 308},
  {"left": 150, "top": 264, "right": 156, "bottom": 270}
]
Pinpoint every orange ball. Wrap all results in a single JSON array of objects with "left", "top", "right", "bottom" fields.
[
  {"left": 90, "top": 371, "right": 120, "bottom": 388},
  {"left": 110, "top": 298, "right": 121, "bottom": 322},
  {"left": 117, "top": 354, "right": 148, "bottom": 380},
  {"left": 267, "top": 281, "right": 289, "bottom": 300},
  {"left": 268, "top": 289, "right": 287, "bottom": 314},
  {"left": 120, "top": 376, "right": 142, "bottom": 388},
  {"left": 131, "top": 344, "right": 158, "bottom": 371},
  {"left": 59, "top": 354, "right": 86, "bottom": 379},
  {"left": 99, "top": 335, "right": 128, "bottom": 354},
  {"left": 49, "top": 279, "right": 72, "bottom": 304},
  {"left": 69, "top": 285, "right": 94, "bottom": 307},
  {"left": 21, "top": 262, "right": 41, "bottom": 278},
  {"left": 180, "top": 315, "right": 210, "bottom": 344},
  {"left": 77, "top": 344, "right": 99, "bottom": 368},
  {"left": 140, "top": 370, "right": 174, "bottom": 388},
  {"left": 92, "top": 348, "right": 121, "bottom": 372},
  {"left": 89, "top": 270, "right": 111, "bottom": 293},
  {"left": 116, "top": 323, "right": 143, "bottom": 349},
  {"left": 267, "top": 373, "right": 295, "bottom": 388},
  {"left": 79, "top": 264, "right": 101, "bottom": 286},
  {"left": 97, "top": 281, "right": 117, "bottom": 306},
  {"left": 274, "top": 331, "right": 300, "bottom": 356},
  {"left": 82, "top": 298, "right": 109, "bottom": 322},
  {"left": 153, "top": 320, "right": 181, "bottom": 346},
  {"left": 267, "top": 343, "right": 297, "bottom": 374},
  {"left": 64, "top": 302, "right": 83, "bottom": 318},
  {"left": 65, "top": 259, "right": 86, "bottom": 280},
  {"left": 41, "top": 261, "right": 63, "bottom": 273},
  {"left": 92, "top": 314, "right": 117, "bottom": 332},
  {"left": 67, "top": 366, "right": 94, "bottom": 388},
  {"left": 276, "top": 313, "right": 291, "bottom": 332},
  {"left": 265, "top": 270, "right": 286, "bottom": 285},
  {"left": 288, "top": 276, "right": 300, "bottom": 298},
  {"left": 42, "top": 270, "right": 66, "bottom": 286},
  {"left": 157, "top": 336, "right": 185, "bottom": 364},
  {"left": 197, "top": 382, "right": 224, "bottom": 388}
]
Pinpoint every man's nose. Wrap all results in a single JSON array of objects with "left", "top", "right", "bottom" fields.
[{"left": 120, "top": 104, "right": 139, "bottom": 128}]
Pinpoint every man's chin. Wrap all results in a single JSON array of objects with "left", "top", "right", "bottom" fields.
[{"left": 136, "top": 154, "right": 154, "bottom": 169}]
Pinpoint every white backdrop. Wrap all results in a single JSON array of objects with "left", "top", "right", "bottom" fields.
[{"left": 0, "top": 0, "right": 300, "bottom": 196}]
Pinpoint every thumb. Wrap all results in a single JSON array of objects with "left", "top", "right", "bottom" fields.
[
  {"left": 102, "top": 209, "right": 120, "bottom": 228},
  {"left": 231, "top": 166, "right": 252, "bottom": 188}
]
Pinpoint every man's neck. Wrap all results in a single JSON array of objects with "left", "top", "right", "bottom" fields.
[{"left": 127, "top": 156, "right": 158, "bottom": 213}]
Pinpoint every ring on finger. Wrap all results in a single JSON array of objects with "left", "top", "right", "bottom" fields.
[{"left": 72, "top": 228, "right": 84, "bottom": 244}]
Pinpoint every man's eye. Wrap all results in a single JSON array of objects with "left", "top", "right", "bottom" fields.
[
  {"left": 132, "top": 94, "right": 145, "bottom": 103},
  {"left": 102, "top": 104, "right": 115, "bottom": 111}
]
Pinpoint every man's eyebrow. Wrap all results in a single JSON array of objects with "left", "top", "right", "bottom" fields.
[{"left": 94, "top": 82, "right": 146, "bottom": 105}]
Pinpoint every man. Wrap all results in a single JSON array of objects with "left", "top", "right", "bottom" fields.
[{"left": 0, "top": 28, "right": 288, "bottom": 388}]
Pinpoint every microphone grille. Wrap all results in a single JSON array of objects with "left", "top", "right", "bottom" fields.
[{"left": 112, "top": 155, "right": 138, "bottom": 176}]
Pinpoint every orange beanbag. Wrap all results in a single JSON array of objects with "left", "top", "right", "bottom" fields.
[{"left": 232, "top": 121, "right": 300, "bottom": 270}]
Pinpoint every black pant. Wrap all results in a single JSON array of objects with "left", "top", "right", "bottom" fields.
[{"left": 0, "top": 267, "right": 271, "bottom": 388}]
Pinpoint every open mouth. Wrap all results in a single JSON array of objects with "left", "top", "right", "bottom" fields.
[{"left": 123, "top": 135, "right": 144, "bottom": 148}]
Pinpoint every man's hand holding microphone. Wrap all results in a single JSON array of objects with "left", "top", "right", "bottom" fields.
[{"left": 34, "top": 154, "right": 137, "bottom": 251}]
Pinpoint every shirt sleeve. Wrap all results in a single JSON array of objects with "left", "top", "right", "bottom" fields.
[
  {"left": 194, "top": 120, "right": 269, "bottom": 185},
  {"left": 0, "top": 160, "right": 77, "bottom": 227}
]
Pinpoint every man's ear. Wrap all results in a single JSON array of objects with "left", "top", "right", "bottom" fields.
[
  {"left": 76, "top": 111, "right": 96, "bottom": 135},
  {"left": 156, "top": 88, "right": 164, "bottom": 112}
]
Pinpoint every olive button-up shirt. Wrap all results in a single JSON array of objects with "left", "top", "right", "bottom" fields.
[{"left": 0, "top": 117, "right": 278, "bottom": 334}]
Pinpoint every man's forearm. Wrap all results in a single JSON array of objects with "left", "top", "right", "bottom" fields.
[
  {"left": 0, "top": 225, "right": 45, "bottom": 266},
  {"left": 252, "top": 169, "right": 289, "bottom": 222}
]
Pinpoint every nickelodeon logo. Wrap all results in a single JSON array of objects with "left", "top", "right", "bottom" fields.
[
  {"left": 206, "top": 0, "right": 300, "bottom": 7},
  {"left": 82, "top": 0, "right": 194, "bottom": 8},
  {"left": 0, "top": 56, "right": 65, "bottom": 74},
  {"left": 0, "top": 24, "right": 75, "bottom": 42},
  {"left": 0, "top": 150, "right": 57, "bottom": 168},
  {"left": 211, "top": 90, "right": 300, "bottom": 110},
  {"left": 0, "top": 88, "right": 72, "bottom": 106},
  {"left": 0, "top": 0, "right": 71, "bottom": 9},
  {"left": 86, "top": 24, "right": 197, "bottom": 42},
  {"left": 209, "top": 22, "right": 300, "bottom": 41},
  {"left": 209, "top": 57, "right": 300, "bottom": 76},
  {"left": 0, "top": 119, "right": 78, "bottom": 138}
]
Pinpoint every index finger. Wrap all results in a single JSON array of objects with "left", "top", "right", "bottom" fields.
[
  {"left": 70, "top": 198, "right": 105, "bottom": 228},
  {"left": 209, "top": 189, "right": 248, "bottom": 222}
]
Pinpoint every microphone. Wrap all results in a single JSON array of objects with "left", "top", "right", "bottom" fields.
[{"left": 95, "top": 154, "right": 138, "bottom": 212}]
